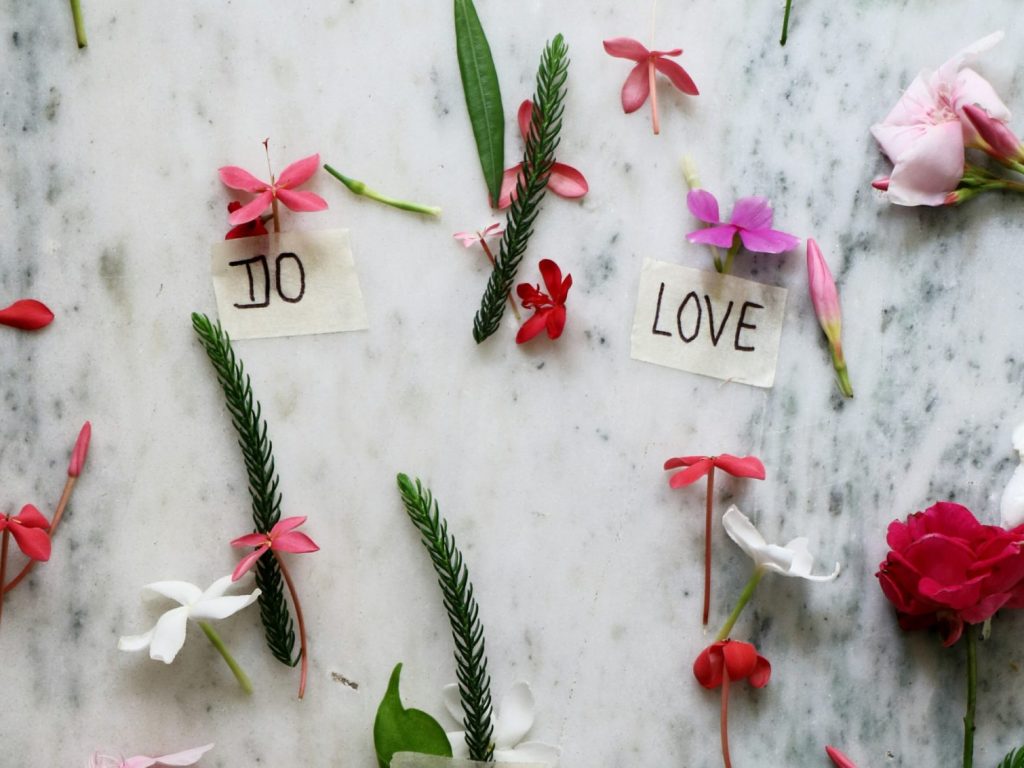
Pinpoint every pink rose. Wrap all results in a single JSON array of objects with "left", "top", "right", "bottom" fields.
[
  {"left": 870, "top": 32, "right": 1011, "bottom": 206},
  {"left": 876, "top": 501, "right": 1024, "bottom": 645}
]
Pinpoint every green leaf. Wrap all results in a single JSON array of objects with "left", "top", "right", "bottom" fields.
[
  {"left": 454, "top": 0, "right": 504, "bottom": 205},
  {"left": 374, "top": 663, "right": 453, "bottom": 768},
  {"left": 997, "top": 747, "right": 1024, "bottom": 768}
]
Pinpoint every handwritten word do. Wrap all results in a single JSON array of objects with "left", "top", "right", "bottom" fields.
[
  {"left": 230, "top": 253, "right": 306, "bottom": 309},
  {"left": 650, "top": 283, "right": 764, "bottom": 352}
]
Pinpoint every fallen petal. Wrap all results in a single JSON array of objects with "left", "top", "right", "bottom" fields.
[
  {"left": 546, "top": 163, "right": 589, "bottom": 200},
  {"left": 0, "top": 299, "right": 54, "bottom": 330}
]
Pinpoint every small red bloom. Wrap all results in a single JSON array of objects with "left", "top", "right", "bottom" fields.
[
  {"left": 230, "top": 516, "right": 319, "bottom": 581},
  {"left": 0, "top": 299, "right": 54, "bottom": 330},
  {"left": 826, "top": 746, "right": 858, "bottom": 768},
  {"left": 0, "top": 505, "right": 52, "bottom": 562},
  {"left": 515, "top": 259, "right": 572, "bottom": 344},
  {"left": 663, "top": 454, "right": 766, "bottom": 489},
  {"left": 225, "top": 202, "right": 269, "bottom": 240}
]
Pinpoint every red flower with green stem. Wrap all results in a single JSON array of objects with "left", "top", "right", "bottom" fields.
[{"left": 663, "top": 454, "right": 765, "bottom": 625}]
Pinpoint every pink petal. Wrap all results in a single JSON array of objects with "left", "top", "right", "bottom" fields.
[
  {"left": 668, "top": 459, "right": 714, "bottom": 488},
  {"left": 231, "top": 545, "right": 268, "bottom": 581},
  {"left": 123, "top": 744, "right": 214, "bottom": 768},
  {"left": 664, "top": 456, "right": 708, "bottom": 470},
  {"left": 936, "top": 31, "right": 1004, "bottom": 84},
  {"left": 653, "top": 57, "right": 699, "bottom": 96},
  {"left": 270, "top": 516, "right": 307, "bottom": 536},
  {"left": 8, "top": 524, "right": 51, "bottom": 561},
  {"left": 14, "top": 504, "right": 49, "bottom": 528},
  {"left": 686, "top": 225, "right": 738, "bottom": 249},
  {"left": 274, "top": 531, "right": 320, "bottom": 553},
  {"left": 621, "top": 62, "right": 651, "bottom": 114},
  {"left": 545, "top": 305, "right": 567, "bottom": 339},
  {"left": 547, "top": 163, "right": 588, "bottom": 199},
  {"left": 887, "top": 120, "right": 965, "bottom": 206},
  {"left": 218, "top": 166, "right": 268, "bottom": 193},
  {"left": 807, "top": 239, "right": 841, "bottom": 331},
  {"left": 602, "top": 37, "right": 649, "bottom": 61},
  {"left": 231, "top": 532, "right": 268, "bottom": 548},
  {"left": 516, "top": 310, "right": 550, "bottom": 344},
  {"left": 686, "top": 189, "right": 721, "bottom": 224},
  {"left": 0, "top": 299, "right": 54, "bottom": 330},
  {"left": 871, "top": 120, "right": 931, "bottom": 165},
  {"left": 538, "top": 259, "right": 564, "bottom": 297},
  {"left": 712, "top": 455, "right": 766, "bottom": 479},
  {"left": 276, "top": 154, "right": 321, "bottom": 188},
  {"left": 517, "top": 100, "right": 534, "bottom": 142},
  {"left": 497, "top": 165, "right": 525, "bottom": 209},
  {"left": 728, "top": 196, "right": 774, "bottom": 230},
  {"left": 650, "top": 48, "right": 683, "bottom": 58},
  {"left": 68, "top": 421, "right": 91, "bottom": 477},
  {"left": 453, "top": 231, "right": 481, "bottom": 247},
  {"left": 481, "top": 222, "right": 504, "bottom": 238},
  {"left": 739, "top": 227, "right": 800, "bottom": 254},
  {"left": 826, "top": 746, "right": 858, "bottom": 768},
  {"left": 276, "top": 188, "right": 328, "bottom": 213},
  {"left": 228, "top": 191, "right": 273, "bottom": 225}
]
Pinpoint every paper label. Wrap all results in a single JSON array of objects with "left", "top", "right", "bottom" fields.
[
  {"left": 630, "top": 259, "right": 787, "bottom": 388},
  {"left": 392, "top": 754, "right": 547, "bottom": 768},
  {"left": 211, "top": 228, "right": 368, "bottom": 340}
]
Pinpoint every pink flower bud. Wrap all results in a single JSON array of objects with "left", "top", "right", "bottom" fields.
[
  {"left": 807, "top": 240, "right": 853, "bottom": 397},
  {"left": 68, "top": 421, "right": 91, "bottom": 477},
  {"left": 826, "top": 745, "right": 857, "bottom": 768},
  {"left": 871, "top": 177, "right": 890, "bottom": 191},
  {"left": 963, "top": 103, "right": 1024, "bottom": 163}
]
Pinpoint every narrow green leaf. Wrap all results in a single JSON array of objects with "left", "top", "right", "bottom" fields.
[
  {"left": 454, "top": 0, "right": 504, "bottom": 205},
  {"left": 374, "top": 663, "right": 453, "bottom": 768},
  {"left": 997, "top": 747, "right": 1024, "bottom": 768}
]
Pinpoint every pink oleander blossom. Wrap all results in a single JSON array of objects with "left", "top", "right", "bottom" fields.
[
  {"left": 870, "top": 32, "right": 1010, "bottom": 206},
  {"left": 686, "top": 190, "right": 798, "bottom": 254},
  {"left": 230, "top": 516, "right": 319, "bottom": 581},
  {"left": 219, "top": 153, "right": 328, "bottom": 225}
]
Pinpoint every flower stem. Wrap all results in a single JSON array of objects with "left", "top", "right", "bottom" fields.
[
  {"left": 720, "top": 666, "right": 733, "bottom": 768},
  {"left": 830, "top": 344, "right": 854, "bottom": 398},
  {"left": 0, "top": 528, "right": 9, "bottom": 629},
  {"left": 324, "top": 164, "right": 441, "bottom": 216},
  {"left": 715, "top": 568, "right": 763, "bottom": 641},
  {"left": 963, "top": 623, "right": 977, "bottom": 768},
  {"left": 69, "top": 0, "right": 87, "bottom": 48},
  {"left": 779, "top": 0, "right": 793, "bottom": 46},
  {"left": 274, "top": 550, "right": 309, "bottom": 699},
  {"left": 198, "top": 620, "right": 253, "bottom": 695},
  {"left": 480, "top": 239, "right": 521, "bottom": 321},
  {"left": 648, "top": 60, "right": 660, "bottom": 135},
  {"left": 4, "top": 476, "right": 76, "bottom": 595},
  {"left": 703, "top": 466, "right": 715, "bottom": 626}
]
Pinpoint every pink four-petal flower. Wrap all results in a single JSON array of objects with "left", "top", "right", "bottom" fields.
[
  {"left": 0, "top": 504, "right": 51, "bottom": 561},
  {"left": 497, "top": 101, "right": 589, "bottom": 210},
  {"left": 230, "top": 516, "right": 319, "bottom": 581},
  {"left": 603, "top": 37, "right": 699, "bottom": 134},
  {"left": 686, "top": 190, "right": 799, "bottom": 254},
  {"left": 219, "top": 154, "right": 328, "bottom": 225}
]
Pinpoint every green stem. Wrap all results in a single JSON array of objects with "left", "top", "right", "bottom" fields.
[
  {"left": 963, "top": 623, "right": 977, "bottom": 768},
  {"left": 780, "top": 0, "right": 793, "bottom": 46},
  {"left": 324, "top": 164, "right": 441, "bottom": 216},
  {"left": 830, "top": 344, "right": 854, "bottom": 398},
  {"left": 69, "top": 0, "right": 87, "bottom": 48},
  {"left": 715, "top": 568, "right": 763, "bottom": 642},
  {"left": 199, "top": 620, "right": 253, "bottom": 695},
  {"left": 722, "top": 241, "right": 741, "bottom": 275}
]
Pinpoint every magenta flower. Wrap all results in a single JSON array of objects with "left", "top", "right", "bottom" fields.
[
  {"left": 219, "top": 153, "right": 327, "bottom": 226},
  {"left": 230, "top": 516, "right": 319, "bottom": 581},
  {"left": 515, "top": 259, "right": 572, "bottom": 344},
  {"left": 603, "top": 37, "right": 698, "bottom": 135},
  {"left": 687, "top": 190, "right": 798, "bottom": 255},
  {"left": 807, "top": 239, "right": 853, "bottom": 397},
  {"left": 498, "top": 101, "right": 588, "bottom": 209}
]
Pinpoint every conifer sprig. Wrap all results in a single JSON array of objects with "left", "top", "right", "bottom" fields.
[
  {"left": 396, "top": 474, "right": 494, "bottom": 761},
  {"left": 998, "top": 748, "right": 1024, "bottom": 768},
  {"left": 472, "top": 34, "right": 570, "bottom": 343},
  {"left": 191, "top": 313, "right": 298, "bottom": 668}
]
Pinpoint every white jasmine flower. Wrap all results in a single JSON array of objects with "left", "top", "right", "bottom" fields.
[{"left": 722, "top": 505, "right": 840, "bottom": 581}]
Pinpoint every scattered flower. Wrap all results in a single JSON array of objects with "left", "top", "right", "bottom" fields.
[
  {"left": 453, "top": 223, "right": 504, "bottom": 250},
  {"left": 230, "top": 515, "right": 320, "bottom": 581},
  {"left": 219, "top": 152, "right": 327, "bottom": 227},
  {"left": 876, "top": 501, "right": 1024, "bottom": 646},
  {"left": 0, "top": 504, "right": 51, "bottom": 562},
  {"left": 89, "top": 744, "right": 214, "bottom": 768},
  {"left": 498, "top": 101, "right": 588, "bottom": 209},
  {"left": 1000, "top": 422, "right": 1024, "bottom": 529},
  {"left": 723, "top": 505, "right": 840, "bottom": 583},
  {"left": 870, "top": 32, "right": 1009, "bottom": 206},
  {"left": 443, "top": 681, "right": 560, "bottom": 765},
  {"left": 693, "top": 639, "right": 770, "bottom": 768},
  {"left": 0, "top": 299, "right": 54, "bottom": 330},
  {"left": 515, "top": 259, "right": 572, "bottom": 344},
  {"left": 602, "top": 37, "right": 698, "bottom": 135},
  {"left": 806, "top": 239, "right": 853, "bottom": 398},
  {"left": 825, "top": 746, "right": 858, "bottom": 768},
  {"left": 224, "top": 202, "right": 268, "bottom": 240},
  {"left": 686, "top": 190, "right": 799, "bottom": 273}
]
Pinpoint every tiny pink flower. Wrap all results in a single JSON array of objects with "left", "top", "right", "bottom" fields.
[
  {"left": 686, "top": 190, "right": 798, "bottom": 254},
  {"left": 603, "top": 37, "right": 698, "bottom": 135},
  {"left": 453, "top": 223, "right": 503, "bottom": 249},
  {"left": 219, "top": 154, "right": 328, "bottom": 225},
  {"left": 230, "top": 516, "right": 319, "bottom": 581}
]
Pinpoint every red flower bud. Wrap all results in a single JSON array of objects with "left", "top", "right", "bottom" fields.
[{"left": 68, "top": 421, "right": 91, "bottom": 478}]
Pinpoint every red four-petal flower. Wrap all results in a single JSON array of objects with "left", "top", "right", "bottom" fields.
[
  {"left": 0, "top": 505, "right": 52, "bottom": 562},
  {"left": 515, "top": 259, "right": 572, "bottom": 344},
  {"left": 663, "top": 454, "right": 766, "bottom": 489}
]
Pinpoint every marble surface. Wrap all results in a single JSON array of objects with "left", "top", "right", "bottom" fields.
[{"left": 3, "top": 1, "right": 1024, "bottom": 766}]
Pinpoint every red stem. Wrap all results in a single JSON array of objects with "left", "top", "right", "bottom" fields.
[
  {"left": 703, "top": 466, "right": 715, "bottom": 625},
  {"left": 274, "top": 550, "right": 308, "bottom": 699},
  {"left": 4, "top": 476, "right": 75, "bottom": 595},
  {"left": 0, "top": 528, "right": 9, "bottom": 629},
  {"left": 721, "top": 667, "right": 732, "bottom": 768},
  {"left": 648, "top": 59, "right": 660, "bottom": 135}
]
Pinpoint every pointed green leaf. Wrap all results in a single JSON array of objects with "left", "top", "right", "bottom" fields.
[
  {"left": 997, "top": 747, "right": 1024, "bottom": 768},
  {"left": 374, "top": 663, "right": 453, "bottom": 768},
  {"left": 454, "top": 0, "right": 504, "bottom": 205}
]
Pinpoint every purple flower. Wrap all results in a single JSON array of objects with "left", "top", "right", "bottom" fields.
[{"left": 685, "top": 190, "right": 798, "bottom": 254}]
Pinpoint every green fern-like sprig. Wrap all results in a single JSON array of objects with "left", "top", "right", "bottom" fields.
[
  {"left": 191, "top": 313, "right": 298, "bottom": 667},
  {"left": 998, "top": 748, "right": 1024, "bottom": 768},
  {"left": 396, "top": 474, "right": 494, "bottom": 761},
  {"left": 472, "top": 33, "right": 570, "bottom": 343}
]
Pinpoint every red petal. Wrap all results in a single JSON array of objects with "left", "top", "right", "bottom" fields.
[
  {"left": 219, "top": 166, "right": 268, "bottom": 193},
  {"left": 270, "top": 516, "right": 307, "bottom": 536},
  {"left": 547, "top": 163, "right": 589, "bottom": 200},
  {"left": 517, "top": 100, "right": 534, "bottom": 141},
  {"left": 668, "top": 460, "right": 714, "bottom": 488},
  {"left": 14, "top": 504, "right": 50, "bottom": 529},
  {"left": 653, "top": 57, "right": 699, "bottom": 96},
  {"left": 537, "top": 259, "right": 564, "bottom": 297},
  {"left": 692, "top": 642, "right": 723, "bottom": 688},
  {"left": 603, "top": 37, "right": 649, "bottom": 61},
  {"left": 8, "top": 524, "right": 51, "bottom": 561},
  {"left": 68, "top": 421, "right": 91, "bottom": 478},
  {"left": 621, "top": 62, "right": 651, "bottom": 113},
  {"left": 231, "top": 533, "right": 269, "bottom": 548},
  {"left": 664, "top": 456, "right": 708, "bottom": 470},
  {"left": 720, "top": 640, "right": 758, "bottom": 680},
  {"left": 229, "top": 191, "right": 274, "bottom": 225},
  {"left": 0, "top": 299, "right": 55, "bottom": 330},
  {"left": 712, "top": 454, "right": 766, "bottom": 479},
  {"left": 545, "top": 305, "right": 567, "bottom": 339},
  {"left": 826, "top": 746, "right": 858, "bottom": 768},
  {"left": 276, "top": 154, "right": 321, "bottom": 188},
  {"left": 748, "top": 654, "right": 772, "bottom": 688},
  {"left": 276, "top": 188, "right": 328, "bottom": 213},
  {"left": 517, "top": 283, "right": 548, "bottom": 308},
  {"left": 231, "top": 546, "right": 268, "bottom": 581},
  {"left": 497, "top": 165, "right": 525, "bottom": 209},
  {"left": 273, "top": 531, "right": 320, "bottom": 554},
  {"left": 516, "top": 310, "right": 550, "bottom": 344}
]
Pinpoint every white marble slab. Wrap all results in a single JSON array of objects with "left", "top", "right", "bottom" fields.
[{"left": 3, "top": 1, "right": 1024, "bottom": 766}]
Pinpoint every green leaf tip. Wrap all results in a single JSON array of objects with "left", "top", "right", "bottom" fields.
[
  {"left": 374, "top": 662, "right": 453, "bottom": 768},
  {"left": 998, "top": 747, "right": 1024, "bottom": 768},
  {"left": 454, "top": 0, "right": 505, "bottom": 204}
]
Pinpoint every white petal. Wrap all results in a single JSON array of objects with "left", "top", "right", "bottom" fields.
[
  {"left": 1012, "top": 422, "right": 1024, "bottom": 456},
  {"left": 148, "top": 606, "right": 190, "bottom": 663},
  {"left": 200, "top": 574, "right": 240, "bottom": 601},
  {"left": 148, "top": 744, "right": 215, "bottom": 766},
  {"left": 936, "top": 31, "right": 1004, "bottom": 83},
  {"left": 445, "top": 731, "right": 469, "bottom": 759},
  {"left": 117, "top": 627, "right": 155, "bottom": 652},
  {"left": 508, "top": 741, "right": 561, "bottom": 766},
  {"left": 781, "top": 537, "right": 840, "bottom": 581},
  {"left": 1001, "top": 466, "right": 1024, "bottom": 528},
  {"left": 190, "top": 590, "right": 261, "bottom": 621},
  {"left": 753, "top": 542, "right": 798, "bottom": 575},
  {"left": 442, "top": 682, "right": 466, "bottom": 724},
  {"left": 494, "top": 682, "right": 536, "bottom": 748},
  {"left": 722, "top": 506, "right": 768, "bottom": 564},
  {"left": 143, "top": 581, "right": 203, "bottom": 607}
]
